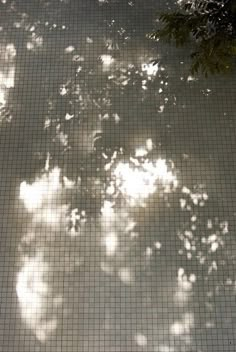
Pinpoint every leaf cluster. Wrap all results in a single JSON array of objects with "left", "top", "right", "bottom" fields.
[{"left": 149, "top": 0, "right": 236, "bottom": 76}]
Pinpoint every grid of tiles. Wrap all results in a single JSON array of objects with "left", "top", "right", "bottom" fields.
[{"left": 0, "top": 1, "right": 236, "bottom": 352}]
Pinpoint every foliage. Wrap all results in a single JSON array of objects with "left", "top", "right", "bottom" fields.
[{"left": 149, "top": 0, "right": 236, "bottom": 76}]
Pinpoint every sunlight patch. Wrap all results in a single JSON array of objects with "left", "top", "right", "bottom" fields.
[
  {"left": 0, "top": 44, "right": 16, "bottom": 106},
  {"left": 170, "top": 321, "right": 185, "bottom": 335},
  {"left": 16, "top": 253, "right": 58, "bottom": 342},
  {"left": 113, "top": 158, "right": 177, "bottom": 206},
  {"left": 101, "top": 200, "right": 115, "bottom": 218},
  {"left": 34, "top": 205, "right": 68, "bottom": 227},
  {"left": 19, "top": 168, "right": 61, "bottom": 211},
  {"left": 27, "top": 34, "right": 43, "bottom": 51},
  {"left": 170, "top": 312, "right": 194, "bottom": 341},
  {"left": 135, "top": 333, "right": 148, "bottom": 346},
  {"left": 0, "top": 89, "right": 5, "bottom": 105},
  {"left": 135, "top": 147, "right": 148, "bottom": 157},
  {"left": 155, "top": 346, "right": 175, "bottom": 352},
  {"left": 100, "top": 54, "right": 115, "bottom": 71},
  {"left": 118, "top": 267, "right": 134, "bottom": 285},
  {"left": 141, "top": 62, "right": 159, "bottom": 77},
  {"left": 0, "top": 66, "right": 15, "bottom": 89},
  {"left": 174, "top": 268, "right": 194, "bottom": 305},
  {"left": 135, "top": 138, "right": 153, "bottom": 157},
  {"left": 65, "top": 45, "right": 75, "bottom": 53},
  {"left": 103, "top": 232, "right": 118, "bottom": 256}
]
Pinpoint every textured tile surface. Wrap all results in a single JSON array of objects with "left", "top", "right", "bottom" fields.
[{"left": 0, "top": 1, "right": 236, "bottom": 351}]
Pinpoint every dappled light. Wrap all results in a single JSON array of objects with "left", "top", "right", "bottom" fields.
[
  {"left": 135, "top": 332, "right": 148, "bottom": 346},
  {"left": 19, "top": 168, "right": 61, "bottom": 211},
  {"left": 0, "top": 88, "right": 5, "bottom": 106},
  {"left": 170, "top": 312, "right": 194, "bottom": 342},
  {"left": 16, "top": 252, "right": 59, "bottom": 342},
  {"left": 155, "top": 346, "right": 175, "bottom": 352},
  {"left": 100, "top": 54, "right": 115, "bottom": 71},
  {"left": 141, "top": 62, "right": 159, "bottom": 77},
  {"left": 103, "top": 232, "right": 119, "bottom": 256},
  {"left": 0, "top": 0, "right": 235, "bottom": 351},
  {"left": 113, "top": 157, "right": 178, "bottom": 206},
  {"left": 174, "top": 268, "right": 194, "bottom": 305},
  {"left": 101, "top": 199, "right": 115, "bottom": 218},
  {"left": 26, "top": 33, "right": 43, "bottom": 51},
  {"left": 0, "top": 43, "right": 15, "bottom": 117},
  {"left": 0, "top": 43, "right": 16, "bottom": 88},
  {"left": 118, "top": 267, "right": 134, "bottom": 285}
]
